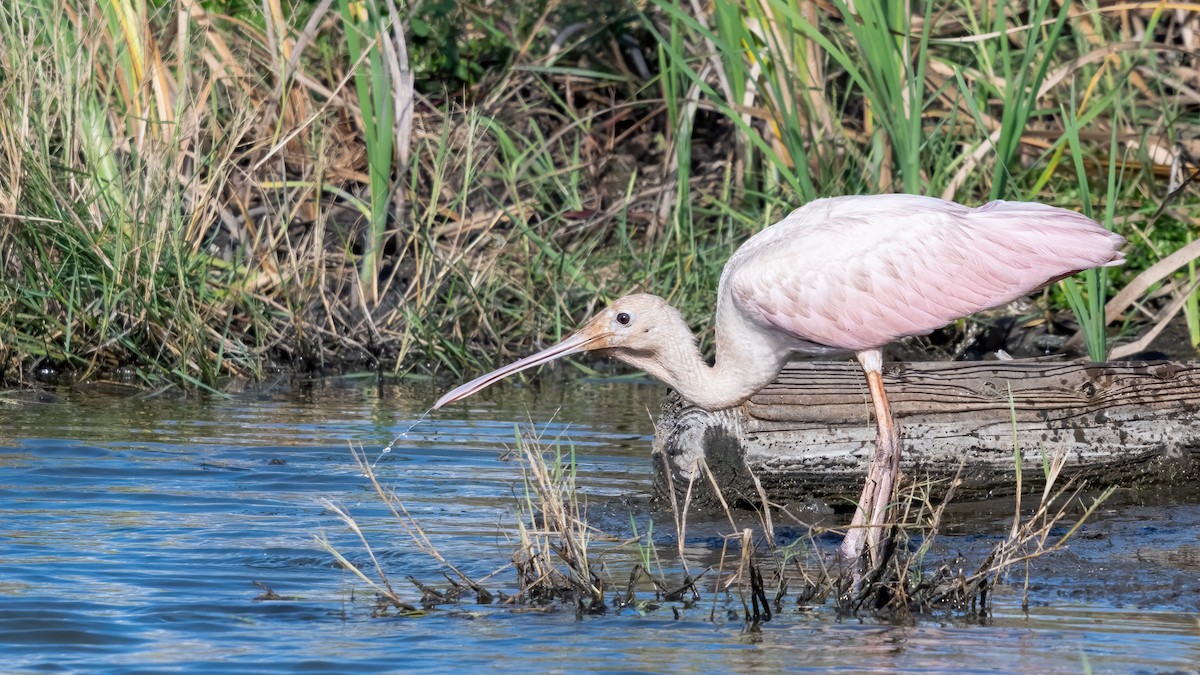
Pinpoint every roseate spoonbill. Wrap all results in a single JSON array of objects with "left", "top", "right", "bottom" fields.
[{"left": 434, "top": 194, "right": 1125, "bottom": 563}]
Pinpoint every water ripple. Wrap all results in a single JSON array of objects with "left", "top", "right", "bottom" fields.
[{"left": 0, "top": 379, "right": 1197, "bottom": 673}]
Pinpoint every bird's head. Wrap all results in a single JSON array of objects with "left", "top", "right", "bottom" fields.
[{"left": 433, "top": 293, "right": 689, "bottom": 409}]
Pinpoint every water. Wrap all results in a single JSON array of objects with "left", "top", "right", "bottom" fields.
[{"left": 2, "top": 378, "right": 1198, "bottom": 673}]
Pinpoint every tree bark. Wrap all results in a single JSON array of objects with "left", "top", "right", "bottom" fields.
[{"left": 651, "top": 360, "right": 1200, "bottom": 510}]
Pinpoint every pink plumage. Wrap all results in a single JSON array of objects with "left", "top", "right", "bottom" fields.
[{"left": 724, "top": 194, "right": 1124, "bottom": 352}]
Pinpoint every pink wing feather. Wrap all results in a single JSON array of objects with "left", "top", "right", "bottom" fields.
[{"left": 724, "top": 195, "right": 1125, "bottom": 352}]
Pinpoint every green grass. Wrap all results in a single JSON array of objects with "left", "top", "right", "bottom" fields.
[
  {"left": 337, "top": 0, "right": 403, "bottom": 304},
  {"left": 0, "top": 0, "right": 272, "bottom": 385},
  {"left": 1, "top": 0, "right": 1198, "bottom": 387}
]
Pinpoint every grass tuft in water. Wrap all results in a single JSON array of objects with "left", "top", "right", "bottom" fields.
[
  {"left": 322, "top": 407, "right": 1113, "bottom": 625},
  {"left": 508, "top": 427, "right": 606, "bottom": 610}
]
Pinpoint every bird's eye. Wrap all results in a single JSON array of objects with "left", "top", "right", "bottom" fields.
[{"left": 615, "top": 312, "right": 632, "bottom": 326}]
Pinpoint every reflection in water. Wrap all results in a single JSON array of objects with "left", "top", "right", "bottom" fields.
[{"left": 0, "top": 377, "right": 1197, "bottom": 673}]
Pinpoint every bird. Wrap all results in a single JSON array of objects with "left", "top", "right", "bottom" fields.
[{"left": 434, "top": 194, "right": 1125, "bottom": 565}]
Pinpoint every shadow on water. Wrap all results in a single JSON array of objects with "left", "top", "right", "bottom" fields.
[{"left": 1, "top": 376, "right": 1198, "bottom": 673}]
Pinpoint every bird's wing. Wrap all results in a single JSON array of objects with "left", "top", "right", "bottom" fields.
[{"left": 724, "top": 196, "right": 1124, "bottom": 352}]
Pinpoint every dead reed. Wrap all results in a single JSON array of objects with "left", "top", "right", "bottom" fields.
[{"left": 320, "top": 411, "right": 1113, "bottom": 625}]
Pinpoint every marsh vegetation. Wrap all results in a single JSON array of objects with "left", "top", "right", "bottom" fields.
[
  {"left": 2, "top": 0, "right": 1199, "bottom": 387},
  {"left": 321, "top": 420, "right": 1116, "bottom": 625}
]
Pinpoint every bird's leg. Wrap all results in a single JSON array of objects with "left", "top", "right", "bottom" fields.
[
  {"left": 839, "top": 350, "right": 902, "bottom": 567},
  {"left": 863, "top": 364, "right": 901, "bottom": 556}
]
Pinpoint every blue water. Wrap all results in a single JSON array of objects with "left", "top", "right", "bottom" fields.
[{"left": 1, "top": 378, "right": 1198, "bottom": 673}]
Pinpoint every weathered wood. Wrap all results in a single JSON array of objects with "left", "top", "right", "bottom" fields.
[{"left": 651, "top": 360, "right": 1200, "bottom": 509}]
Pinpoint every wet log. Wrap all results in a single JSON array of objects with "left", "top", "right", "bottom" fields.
[{"left": 651, "top": 360, "right": 1200, "bottom": 509}]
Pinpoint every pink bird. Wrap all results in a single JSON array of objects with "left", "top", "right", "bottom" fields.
[{"left": 434, "top": 194, "right": 1125, "bottom": 563}]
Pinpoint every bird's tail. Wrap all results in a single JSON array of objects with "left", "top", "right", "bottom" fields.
[{"left": 970, "top": 200, "right": 1126, "bottom": 268}]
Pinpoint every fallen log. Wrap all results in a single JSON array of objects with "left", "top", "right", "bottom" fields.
[{"left": 651, "top": 360, "right": 1200, "bottom": 509}]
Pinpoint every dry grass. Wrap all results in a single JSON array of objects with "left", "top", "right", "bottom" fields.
[{"left": 320, "top": 414, "right": 1113, "bottom": 624}]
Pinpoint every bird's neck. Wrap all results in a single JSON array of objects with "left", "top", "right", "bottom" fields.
[{"left": 646, "top": 309, "right": 791, "bottom": 412}]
